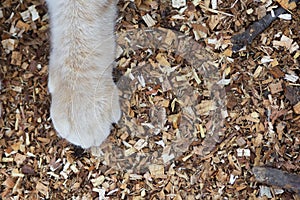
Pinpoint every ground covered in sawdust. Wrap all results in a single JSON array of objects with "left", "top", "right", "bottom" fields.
[{"left": 0, "top": 0, "right": 299, "bottom": 199}]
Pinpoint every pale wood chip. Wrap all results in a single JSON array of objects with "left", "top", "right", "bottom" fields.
[
  {"left": 91, "top": 175, "right": 105, "bottom": 187},
  {"left": 142, "top": 14, "right": 156, "bottom": 27},
  {"left": 172, "top": 0, "right": 186, "bottom": 8},
  {"left": 293, "top": 101, "right": 300, "bottom": 114},
  {"left": 149, "top": 164, "right": 165, "bottom": 178},
  {"left": 36, "top": 182, "right": 49, "bottom": 197}
]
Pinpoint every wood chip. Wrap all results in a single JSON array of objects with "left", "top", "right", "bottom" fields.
[
  {"left": 149, "top": 164, "right": 165, "bottom": 178},
  {"left": 142, "top": 14, "right": 156, "bottom": 27},
  {"left": 1, "top": 0, "right": 299, "bottom": 199},
  {"left": 172, "top": 0, "right": 186, "bottom": 8},
  {"left": 293, "top": 101, "right": 300, "bottom": 114},
  {"left": 36, "top": 182, "right": 49, "bottom": 197},
  {"left": 269, "top": 82, "right": 283, "bottom": 94}
]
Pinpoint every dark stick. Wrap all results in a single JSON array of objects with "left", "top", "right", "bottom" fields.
[
  {"left": 231, "top": 0, "right": 299, "bottom": 52},
  {"left": 253, "top": 166, "right": 300, "bottom": 194}
]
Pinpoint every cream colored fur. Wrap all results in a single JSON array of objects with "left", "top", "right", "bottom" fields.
[{"left": 46, "top": 0, "right": 121, "bottom": 148}]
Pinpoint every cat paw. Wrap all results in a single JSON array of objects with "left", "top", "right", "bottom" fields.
[{"left": 49, "top": 76, "right": 121, "bottom": 148}]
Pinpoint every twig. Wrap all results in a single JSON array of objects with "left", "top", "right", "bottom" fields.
[
  {"left": 231, "top": 0, "right": 299, "bottom": 52},
  {"left": 253, "top": 166, "right": 300, "bottom": 194}
]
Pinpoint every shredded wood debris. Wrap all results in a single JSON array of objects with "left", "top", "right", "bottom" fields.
[{"left": 0, "top": 0, "right": 299, "bottom": 199}]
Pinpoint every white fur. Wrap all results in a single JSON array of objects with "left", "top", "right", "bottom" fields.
[{"left": 46, "top": 0, "right": 121, "bottom": 148}]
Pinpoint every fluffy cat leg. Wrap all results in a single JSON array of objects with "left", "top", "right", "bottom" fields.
[{"left": 46, "top": 0, "right": 121, "bottom": 148}]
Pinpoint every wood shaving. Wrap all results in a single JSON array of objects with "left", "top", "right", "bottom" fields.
[{"left": 0, "top": 0, "right": 299, "bottom": 199}]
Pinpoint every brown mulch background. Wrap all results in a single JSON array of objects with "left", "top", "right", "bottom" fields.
[{"left": 0, "top": 0, "right": 299, "bottom": 199}]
